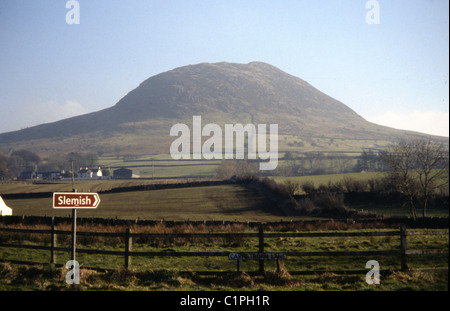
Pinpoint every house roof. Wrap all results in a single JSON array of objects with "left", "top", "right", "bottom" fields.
[
  {"left": 19, "top": 171, "right": 36, "bottom": 178},
  {"left": 114, "top": 168, "right": 132, "bottom": 172}
]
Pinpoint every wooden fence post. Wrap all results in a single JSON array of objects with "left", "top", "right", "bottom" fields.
[
  {"left": 50, "top": 223, "right": 57, "bottom": 264},
  {"left": 400, "top": 226, "right": 407, "bottom": 271},
  {"left": 258, "top": 225, "right": 264, "bottom": 274},
  {"left": 125, "top": 228, "right": 132, "bottom": 269}
]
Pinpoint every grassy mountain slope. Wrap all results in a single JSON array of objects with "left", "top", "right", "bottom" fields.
[{"left": 0, "top": 62, "right": 445, "bottom": 156}]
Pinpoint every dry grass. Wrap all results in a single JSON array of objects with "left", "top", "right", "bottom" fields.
[{"left": 390, "top": 270, "right": 440, "bottom": 283}]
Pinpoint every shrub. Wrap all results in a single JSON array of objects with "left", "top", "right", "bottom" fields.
[
  {"left": 258, "top": 177, "right": 289, "bottom": 197},
  {"left": 327, "top": 181, "right": 345, "bottom": 193},
  {"left": 312, "top": 192, "right": 349, "bottom": 215},
  {"left": 295, "top": 198, "right": 318, "bottom": 215},
  {"left": 367, "top": 176, "right": 399, "bottom": 195},
  {"left": 342, "top": 177, "right": 367, "bottom": 193},
  {"left": 282, "top": 180, "right": 301, "bottom": 197},
  {"left": 301, "top": 181, "right": 316, "bottom": 194},
  {"left": 215, "top": 160, "right": 257, "bottom": 179}
]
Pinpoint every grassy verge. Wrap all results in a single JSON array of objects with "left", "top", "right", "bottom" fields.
[{"left": 0, "top": 262, "right": 447, "bottom": 291}]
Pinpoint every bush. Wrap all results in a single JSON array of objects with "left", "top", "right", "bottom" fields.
[
  {"left": 301, "top": 181, "right": 316, "bottom": 194},
  {"left": 312, "top": 192, "right": 349, "bottom": 216},
  {"left": 342, "top": 177, "right": 367, "bottom": 193},
  {"left": 326, "top": 181, "right": 345, "bottom": 193},
  {"left": 295, "top": 198, "right": 318, "bottom": 215},
  {"left": 257, "top": 177, "right": 289, "bottom": 198},
  {"left": 367, "top": 176, "right": 399, "bottom": 195},
  {"left": 215, "top": 160, "right": 257, "bottom": 179},
  {"left": 282, "top": 180, "right": 301, "bottom": 197}
]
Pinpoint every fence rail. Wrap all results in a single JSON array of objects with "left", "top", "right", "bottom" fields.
[{"left": 0, "top": 225, "right": 448, "bottom": 274}]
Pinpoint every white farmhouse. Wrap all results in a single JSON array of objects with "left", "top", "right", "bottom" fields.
[
  {"left": 78, "top": 167, "right": 103, "bottom": 179},
  {"left": 78, "top": 167, "right": 93, "bottom": 179},
  {"left": 0, "top": 195, "right": 12, "bottom": 216},
  {"left": 92, "top": 167, "right": 103, "bottom": 178}
]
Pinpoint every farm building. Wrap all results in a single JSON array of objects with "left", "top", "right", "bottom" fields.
[
  {"left": 92, "top": 167, "right": 102, "bottom": 178},
  {"left": 19, "top": 170, "right": 37, "bottom": 180},
  {"left": 78, "top": 167, "right": 103, "bottom": 179},
  {"left": 78, "top": 167, "right": 93, "bottom": 178},
  {"left": 113, "top": 168, "right": 132, "bottom": 179},
  {"left": 37, "top": 170, "right": 65, "bottom": 180},
  {"left": 0, "top": 196, "right": 12, "bottom": 216}
]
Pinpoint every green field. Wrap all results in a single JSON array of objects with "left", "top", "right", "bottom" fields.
[
  {"left": 1, "top": 175, "right": 448, "bottom": 291},
  {"left": 97, "top": 151, "right": 371, "bottom": 179},
  {"left": 1, "top": 171, "right": 448, "bottom": 220},
  {"left": 0, "top": 178, "right": 201, "bottom": 194},
  {"left": 2, "top": 183, "right": 298, "bottom": 221},
  {"left": 0, "top": 224, "right": 448, "bottom": 291}
]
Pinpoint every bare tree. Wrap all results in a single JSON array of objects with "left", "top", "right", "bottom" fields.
[
  {"left": 0, "top": 153, "right": 9, "bottom": 180},
  {"left": 215, "top": 160, "right": 257, "bottom": 179},
  {"left": 414, "top": 140, "right": 449, "bottom": 217},
  {"left": 282, "top": 179, "right": 301, "bottom": 197},
  {"left": 277, "top": 151, "right": 304, "bottom": 176},
  {"left": 380, "top": 139, "right": 449, "bottom": 220},
  {"left": 359, "top": 149, "right": 382, "bottom": 171}
]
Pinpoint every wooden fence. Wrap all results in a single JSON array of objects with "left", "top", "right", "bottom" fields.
[{"left": 0, "top": 225, "right": 448, "bottom": 275}]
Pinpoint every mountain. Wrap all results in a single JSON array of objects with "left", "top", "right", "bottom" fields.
[{"left": 0, "top": 61, "right": 445, "bottom": 156}]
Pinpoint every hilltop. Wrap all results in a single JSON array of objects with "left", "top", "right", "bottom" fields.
[{"left": 0, "top": 62, "right": 445, "bottom": 157}]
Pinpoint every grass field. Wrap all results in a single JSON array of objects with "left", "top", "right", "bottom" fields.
[
  {"left": 2, "top": 183, "right": 301, "bottom": 221},
  {"left": 1, "top": 174, "right": 448, "bottom": 291},
  {"left": 0, "top": 178, "right": 198, "bottom": 194},
  {"left": 1, "top": 171, "right": 448, "bottom": 220},
  {"left": 97, "top": 151, "right": 371, "bottom": 179},
  {"left": 0, "top": 223, "right": 448, "bottom": 291}
]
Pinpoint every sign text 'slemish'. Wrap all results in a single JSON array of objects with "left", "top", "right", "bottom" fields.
[{"left": 53, "top": 192, "right": 100, "bottom": 209}]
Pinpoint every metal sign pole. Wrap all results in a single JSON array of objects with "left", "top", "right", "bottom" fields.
[
  {"left": 70, "top": 160, "right": 77, "bottom": 263},
  {"left": 72, "top": 208, "right": 77, "bottom": 262},
  {"left": 71, "top": 188, "right": 77, "bottom": 263},
  {"left": 53, "top": 161, "right": 100, "bottom": 265}
]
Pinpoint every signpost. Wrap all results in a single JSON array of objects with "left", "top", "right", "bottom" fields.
[
  {"left": 53, "top": 192, "right": 100, "bottom": 263},
  {"left": 53, "top": 192, "right": 101, "bottom": 209},
  {"left": 228, "top": 252, "right": 287, "bottom": 261}
]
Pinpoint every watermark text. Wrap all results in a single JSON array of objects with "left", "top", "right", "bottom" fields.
[
  {"left": 66, "top": 0, "right": 80, "bottom": 25},
  {"left": 170, "top": 116, "right": 278, "bottom": 170},
  {"left": 365, "top": 260, "right": 380, "bottom": 284},
  {"left": 65, "top": 260, "right": 80, "bottom": 284},
  {"left": 366, "top": 0, "right": 380, "bottom": 24}
]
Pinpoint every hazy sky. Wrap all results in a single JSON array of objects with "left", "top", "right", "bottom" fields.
[{"left": 0, "top": 0, "right": 448, "bottom": 137}]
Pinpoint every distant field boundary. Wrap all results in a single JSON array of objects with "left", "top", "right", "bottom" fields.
[
  {"left": 1, "top": 179, "right": 239, "bottom": 200},
  {"left": 0, "top": 214, "right": 448, "bottom": 229}
]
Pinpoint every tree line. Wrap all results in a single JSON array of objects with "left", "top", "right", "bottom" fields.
[
  {"left": 380, "top": 139, "right": 449, "bottom": 220},
  {"left": 0, "top": 150, "right": 102, "bottom": 180},
  {"left": 215, "top": 149, "right": 387, "bottom": 179},
  {"left": 215, "top": 139, "right": 449, "bottom": 220}
]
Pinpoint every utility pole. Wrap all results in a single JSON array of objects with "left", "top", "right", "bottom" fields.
[{"left": 71, "top": 160, "right": 75, "bottom": 191}]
